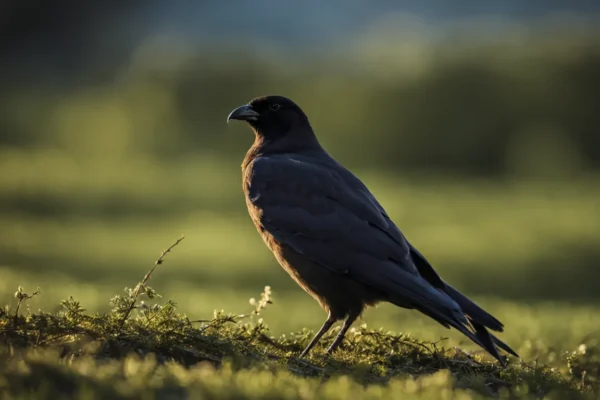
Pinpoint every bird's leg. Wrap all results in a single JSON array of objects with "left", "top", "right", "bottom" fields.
[
  {"left": 326, "top": 312, "right": 359, "bottom": 354},
  {"left": 299, "top": 313, "right": 335, "bottom": 358}
]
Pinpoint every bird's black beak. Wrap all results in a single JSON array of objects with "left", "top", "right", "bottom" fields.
[{"left": 227, "top": 104, "right": 260, "bottom": 124}]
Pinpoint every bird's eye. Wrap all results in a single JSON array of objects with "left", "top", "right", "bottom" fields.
[{"left": 270, "top": 104, "right": 281, "bottom": 111}]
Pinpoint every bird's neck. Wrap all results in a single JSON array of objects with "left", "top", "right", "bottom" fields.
[{"left": 242, "top": 127, "right": 322, "bottom": 170}]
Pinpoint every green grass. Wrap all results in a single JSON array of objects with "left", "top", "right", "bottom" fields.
[
  {"left": 1, "top": 151, "right": 600, "bottom": 398},
  {"left": 1, "top": 246, "right": 599, "bottom": 399},
  {"left": 1, "top": 150, "right": 599, "bottom": 303}
]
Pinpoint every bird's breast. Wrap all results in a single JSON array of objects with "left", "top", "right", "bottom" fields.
[{"left": 242, "top": 164, "right": 266, "bottom": 226}]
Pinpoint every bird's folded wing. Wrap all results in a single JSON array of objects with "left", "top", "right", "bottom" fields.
[{"left": 248, "top": 156, "right": 463, "bottom": 319}]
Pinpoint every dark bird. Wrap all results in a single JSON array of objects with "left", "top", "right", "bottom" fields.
[{"left": 227, "top": 95, "right": 519, "bottom": 365}]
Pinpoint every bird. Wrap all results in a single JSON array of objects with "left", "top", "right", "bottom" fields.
[{"left": 226, "top": 95, "right": 519, "bottom": 365}]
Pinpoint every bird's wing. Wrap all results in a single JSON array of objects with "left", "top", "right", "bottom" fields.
[{"left": 247, "top": 155, "right": 466, "bottom": 325}]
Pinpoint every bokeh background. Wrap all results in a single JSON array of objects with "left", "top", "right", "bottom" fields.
[{"left": 1, "top": 1, "right": 599, "bottom": 360}]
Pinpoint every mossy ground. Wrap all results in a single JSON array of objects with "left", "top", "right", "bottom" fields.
[{"left": 1, "top": 239, "right": 598, "bottom": 400}]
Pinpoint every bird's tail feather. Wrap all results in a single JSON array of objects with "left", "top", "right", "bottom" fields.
[
  {"left": 448, "top": 317, "right": 507, "bottom": 366},
  {"left": 445, "top": 285, "right": 520, "bottom": 359},
  {"left": 444, "top": 284, "right": 504, "bottom": 332},
  {"left": 405, "top": 302, "right": 517, "bottom": 365},
  {"left": 381, "top": 271, "right": 516, "bottom": 365},
  {"left": 489, "top": 331, "right": 519, "bottom": 357},
  {"left": 471, "top": 321, "right": 506, "bottom": 364}
]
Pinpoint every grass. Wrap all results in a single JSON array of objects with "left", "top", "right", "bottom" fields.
[
  {"left": 1, "top": 237, "right": 599, "bottom": 399},
  {"left": 1, "top": 151, "right": 599, "bottom": 398},
  {"left": 2, "top": 151, "right": 599, "bottom": 303}
]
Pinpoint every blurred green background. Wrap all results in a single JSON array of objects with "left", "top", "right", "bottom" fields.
[{"left": 1, "top": 1, "right": 599, "bottom": 359}]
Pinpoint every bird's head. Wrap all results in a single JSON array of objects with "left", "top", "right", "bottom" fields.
[{"left": 227, "top": 95, "right": 310, "bottom": 139}]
